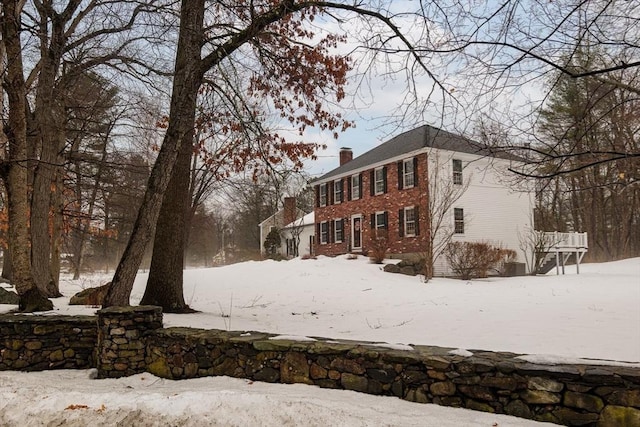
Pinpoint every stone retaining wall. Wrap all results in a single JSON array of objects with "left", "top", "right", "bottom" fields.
[
  {"left": 2, "top": 307, "right": 639, "bottom": 426},
  {"left": 142, "top": 328, "right": 640, "bottom": 426},
  {"left": 0, "top": 314, "right": 96, "bottom": 371}
]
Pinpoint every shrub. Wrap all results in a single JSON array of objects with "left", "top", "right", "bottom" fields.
[
  {"left": 368, "top": 230, "right": 388, "bottom": 264},
  {"left": 263, "top": 228, "right": 282, "bottom": 257},
  {"left": 445, "top": 241, "right": 515, "bottom": 280}
]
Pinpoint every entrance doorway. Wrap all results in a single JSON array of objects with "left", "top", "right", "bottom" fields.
[{"left": 351, "top": 215, "right": 362, "bottom": 251}]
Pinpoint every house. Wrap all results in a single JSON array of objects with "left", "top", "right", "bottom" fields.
[
  {"left": 312, "top": 125, "right": 535, "bottom": 275},
  {"left": 258, "top": 197, "right": 306, "bottom": 256},
  {"left": 281, "top": 212, "right": 316, "bottom": 257}
]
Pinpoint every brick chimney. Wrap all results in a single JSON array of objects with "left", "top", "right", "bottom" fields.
[
  {"left": 339, "top": 147, "right": 353, "bottom": 166},
  {"left": 283, "top": 197, "right": 297, "bottom": 226}
]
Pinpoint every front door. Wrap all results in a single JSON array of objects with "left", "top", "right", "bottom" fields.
[{"left": 351, "top": 215, "right": 362, "bottom": 251}]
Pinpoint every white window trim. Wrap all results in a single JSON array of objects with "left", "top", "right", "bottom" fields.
[
  {"left": 320, "top": 221, "right": 329, "bottom": 244},
  {"left": 334, "top": 218, "right": 343, "bottom": 243},
  {"left": 334, "top": 179, "right": 342, "bottom": 204},
  {"left": 404, "top": 206, "right": 416, "bottom": 237},
  {"left": 403, "top": 158, "right": 415, "bottom": 189},
  {"left": 319, "top": 183, "right": 327, "bottom": 207},
  {"left": 374, "top": 167, "right": 385, "bottom": 195},
  {"left": 351, "top": 175, "right": 360, "bottom": 200},
  {"left": 454, "top": 208, "right": 464, "bottom": 234},
  {"left": 453, "top": 159, "right": 463, "bottom": 185},
  {"left": 375, "top": 211, "right": 386, "bottom": 229}
]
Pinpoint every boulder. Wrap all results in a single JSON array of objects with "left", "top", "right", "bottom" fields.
[
  {"left": 69, "top": 283, "right": 111, "bottom": 306},
  {"left": 383, "top": 264, "right": 400, "bottom": 273},
  {"left": 0, "top": 286, "right": 19, "bottom": 304}
]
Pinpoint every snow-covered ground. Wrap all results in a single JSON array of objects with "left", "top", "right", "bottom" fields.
[{"left": 1, "top": 256, "right": 638, "bottom": 426}]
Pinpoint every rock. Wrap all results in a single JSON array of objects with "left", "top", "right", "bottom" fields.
[
  {"left": 597, "top": 405, "right": 640, "bottom": 427},
  {"left": 606, "top": 389, "right": 640, "bottom": 408},
  {"left": 505, "top": 400, "right": 533, "bottom": 419},
  {"left": 366, "top": 368, "right": 396, "bottom": 383},
  {"left": 310, "top": 363, "right": 328, "bottom": 379},
  {"left": 520, "top": 389, "right": 561, "bottom": 404},
  {"left": 399, "top": 266, "right": 417, "bottom": 276},
  {"left": 70, "top": 283, "right": 111, "bottom": 306},
  {"left": 552, "top": 408, "right": 599, "bottom": 426},
  {"left": 430, "top": 381, "right": 456, "bottom": 396},
  {"left": 330, "top": 357, "right": 365, "bottom": 375},
  {"left": 254, "top": 367, "right": 280, "bottom": 383},
  {"left": 0, "top": 287, "right": 19, "bottom": 304},
  {"left": 458, "top": 385, "right": 495, "bottom": 401},
  {"left": 18, "top": 287, "right": 53, "bottom": 312},
  {"left": 564, "top": 391, "right": 604, "bottom": 413},
  {"left": 281, "top": 352, "right": 312, "bottom": 384},
  {"left": 383, "top": 264, "right": 400, "bottom": 274},
  {"left": 480, "top": 376, "right": 518, "bottom": 391},
  {"left": 341, "top": 373, "right": 368, "bottom": 393},
  {"left": 528, "top": 376, "right": 564, "bottom": 392},
  {"left": 466, "top": 399, "right": 495, "bottom": 413}
]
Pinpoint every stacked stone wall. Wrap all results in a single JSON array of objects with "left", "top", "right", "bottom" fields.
[
  {"left": 1, "top": 308, "right": 639, "bottom": 426},
  {"left": 145, "top": 328, "right": 640, "bottom": 427},
  {"left": 96, "top": 305, "right": 162, "bottom": 378},
  {"left": 0, "top": 314, "right": 96, "bottom": 371}
]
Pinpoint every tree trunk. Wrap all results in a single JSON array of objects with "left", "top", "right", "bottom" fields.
[
  {"left": 141, "top": 140, "right": 195, "bottom": 312},
  {"left": 103, "top": 0, "right": 205, "bottom": 307},
  {"left": 49, "top": 172, "right": 64, "bottom": 289},
  {"left": 30, "top": 3, "right": 69, "bottom": 297},
  {"left": 2, "top": 0, "right": 52, "bottom": 311}
]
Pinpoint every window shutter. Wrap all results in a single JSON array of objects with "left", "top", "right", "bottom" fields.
[
  {"left": 370, "top": 213, "right": 375, "bottom": 229},
  {"left": 328, "top": 221, "right": 333, "bottom": 243},
  {"left": 340, "top": 219, "right": 345, "bottom": 238},
  {"left": 339, "top": 179, "right": 344, "bottom": 202},
  {"left": 315, "top": 185, "right": 320, "bottom": 207},
  {"left": 397, "top": 161, "right": 403, "bottom": 190},
  {"left": 398, "top": 209, "right": 404, "bottom": 237},
  {"left": 359, "top": 173, "right": 363, "bottom": 196},
  {"left": 415, "top": 205, "right": 420, "bottom": 235},
  {"left": 413, "top": 157, "right": 418, "bottom": 187},
  {"left": 370, "top": 170, "right": 375, "bottom": 196},
  {"left": 383, "top": 211, "right": 388, "bottom": 229},
  {"left": 347, "top": 177, "right": 352, "bottom": 201},
  {"left": 382, "top": 167, "right": 387, "bottom": 193}
]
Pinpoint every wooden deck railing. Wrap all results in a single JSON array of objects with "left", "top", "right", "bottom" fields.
[{"left": 542, "top": 231, "right": 588, "bottom": 251}]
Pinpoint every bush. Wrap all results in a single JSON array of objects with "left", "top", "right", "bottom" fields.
[
  {"left": 368, "top": 230, "right": 388, "bottom": 264},
  {"left": 445, "top": 241, "right": 515, "bottom": 280},
  {"left": 263, "top": 228, "right": 282, "bottom": 257}
]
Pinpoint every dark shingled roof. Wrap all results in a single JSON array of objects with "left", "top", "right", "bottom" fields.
[{"left": 315, "top": 125, "right": 520, "bottom": 183}]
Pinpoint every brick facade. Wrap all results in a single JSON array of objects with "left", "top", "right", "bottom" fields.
[{"left": 314, "top": 153, "right": 430, "bottom": 257}]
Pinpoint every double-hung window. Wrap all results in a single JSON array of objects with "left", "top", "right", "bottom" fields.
[
  {"left": 454, "top": 208, "right": 464, "bottom": 234},
  {"left": 319, "top": 183, "right": 327, "bottom": 207},
  {"left": 320, "top": 221, "right": 329, "bottom": 244},
  {"left": 334, "top": 219, "right": 343, "bottom": 243},
  {"left": 334, "top": 179, "right": 342, "bottom": 204},
  {"left": 404, "top": 206, "right": 416, "bottom": 236},
  {"left": 403, "top": 159, "right": 415, "bottom": 188},
  {"left": 351, "top": 174, "right": 360, "bottom": 200},
  {"left": 374, "top": 168, "right": 385, "bottom": 195},
  {"left": 452, "top": 159, "right": 463, "bottom": 185}
]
